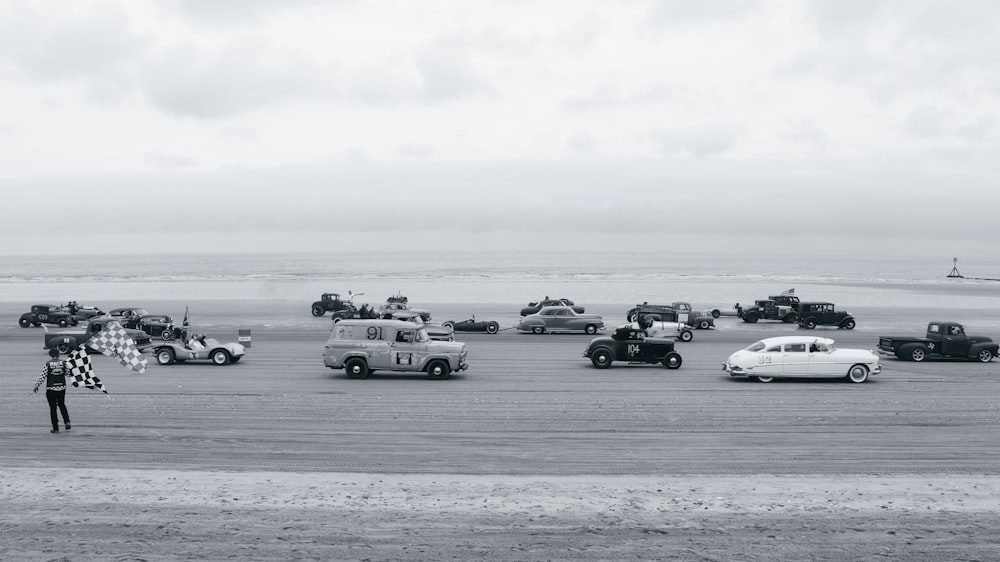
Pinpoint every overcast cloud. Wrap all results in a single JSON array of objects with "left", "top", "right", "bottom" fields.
[{"left": 1, "top": 0, "right": 997, "bottom": 256}]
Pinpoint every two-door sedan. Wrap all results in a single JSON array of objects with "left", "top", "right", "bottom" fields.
[
  {"left": 518, "top": 306, "right": 605, "bottom": 335},
  {"left": 723, "top": 336, "right": 880, "bottom": 383}
]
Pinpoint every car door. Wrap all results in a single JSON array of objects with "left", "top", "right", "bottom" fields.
[
  {"left": 364, "top": 325, "right": 392, "bottom": 368},
  {"left": 807, "top": 341, "right": 839, "bottom": 376},
  {"left": 941, "top": 328, "right": 970, "bottom": 356},
  {"left": 389, "top": 328, "right": 421, "bottom": 368},
  {"left": 780, "top": 342, "right": 810, "bottom": 376},
  {"left": 547, "top": 309, "right": 570, "bottom": 330}
]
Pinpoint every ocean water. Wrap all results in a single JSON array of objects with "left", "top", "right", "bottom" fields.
[{"left": 1, "top": 251, "right": 1000, "bottom": 310}]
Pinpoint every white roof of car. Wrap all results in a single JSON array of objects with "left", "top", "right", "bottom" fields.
[{"left": 754, "top": 336, "right": 836, "bottom": 347}]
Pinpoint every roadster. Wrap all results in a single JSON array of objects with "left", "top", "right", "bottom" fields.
[
  {"left": 152, "top": 336, "right": 246, "bottom": 366},
  {"left": 443, "top": 316, "right": 501, "bottom": 334}
]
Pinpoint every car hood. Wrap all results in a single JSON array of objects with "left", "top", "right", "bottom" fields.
[{"left": 427, "top": 341, "right": 466, "bottom": 353}]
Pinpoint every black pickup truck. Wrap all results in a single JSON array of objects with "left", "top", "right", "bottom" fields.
[
  {"left": 877, "top": 322, "right": 998, "bottom": 362},
  {"left": 43, "top": 318, "right": 153, "bottom": 354}
]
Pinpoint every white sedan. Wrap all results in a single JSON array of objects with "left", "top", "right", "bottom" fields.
[{"left": 723, "top": 336, "right": 880, "bottom": 383}]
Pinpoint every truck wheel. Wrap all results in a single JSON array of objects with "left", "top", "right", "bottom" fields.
[
  {"left": 311, "top": 306, "right": 325, "bottom": 317},
  {"left": 698, "top": 319, "right": 711, "bottom": 329},
  {"left": 663, "top": 352, "right": 682, "bottom": 369},
  {"left": 590, "top": 349, "right": 613, "bottom": 369},
  {"left": 977, "top": 349, "right": 994, "bottom": 363},
  {"left": 156, "top": 349, "right": 176, "bottom": 365},
  {"left": 840, "top": 319, "right": 856, "bottom": 330},
  {"left": 744, "top": 312, "right": 759, "bottom": 323},
  {"left": 678, "top": 330, "right": 693, "bottom": 342},
  {"left": 211, "top": 349, "right": 231, "bottom": 365},
  {"left": 784, "top": 313, "right": 798, "bottom": 323},
  {"left": 345, "top": 358, "right": 369, "bottom": 379},
  {"left": 909, "top": 345, "right": 928, "bottom": 362},
  {"left": 19, "top": 317, "right": 30, "bottom": 328},
  {"left": 58, "top": 319, "right": 68, "bottom": 328},
  {"left": 846, "top": 364, "right": 869, "bottom": 383},
  {"left": 585, "top": 324, "right": 598, "bottom": 335},
  {"left": 711, "top": 309, "right": 721, "bottom": 319},
  {"left": 803, "top": 318, "right": 817, "bottom": 329},
  {"left": 486, "top": 322, "right": 499, "bottom": 334},
  {"left": 531, "top": 326, "right": 544, "bottom": 334},
  {"left": 426, "top": 360, "right": 451, "bottom": 380}
]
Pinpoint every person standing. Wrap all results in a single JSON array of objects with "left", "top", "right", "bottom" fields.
[{"left": 33, "top": 348, "right": 71, "bottom": 433}]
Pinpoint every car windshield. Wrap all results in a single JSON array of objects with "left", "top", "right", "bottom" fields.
[{"left": 745, "top": 341, "right": 766, "bottom": 352}]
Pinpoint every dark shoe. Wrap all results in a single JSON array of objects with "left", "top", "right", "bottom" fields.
[
  {"left": 50, "top": 429, "right": 59, "bottom": 434},
  {"left": 65, "top": 424, "right": 71, "bottom": 431}
]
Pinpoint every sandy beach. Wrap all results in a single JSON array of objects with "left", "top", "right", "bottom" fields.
[{"left": 2, "top": 299, "right": 999, "bottom": 560}]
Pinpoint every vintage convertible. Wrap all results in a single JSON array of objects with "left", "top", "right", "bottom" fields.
[
  {"left": 723, "top": 336, "right": 880, "bottom": 383},
  {"left": 152, "top": 335, "right": 246, "bottom": 366},
  {"left": 518, "top": 306, "right": 605, "bottom": 334},
  {"left": 443, "top": 315, "right": 501, "bottom": 334}
]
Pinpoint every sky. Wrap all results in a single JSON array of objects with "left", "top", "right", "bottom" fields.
[{"left": 1, "top": 0, "right": 998, "bottom": 256}]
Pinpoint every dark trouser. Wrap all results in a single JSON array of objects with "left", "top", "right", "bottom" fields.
[{"left": 46, "top": 390, "right": 70, "bottom": 430}]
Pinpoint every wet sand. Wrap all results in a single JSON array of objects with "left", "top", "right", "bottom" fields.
[{"left": 2, "top": 300, "right": 999, "bottom": 560}]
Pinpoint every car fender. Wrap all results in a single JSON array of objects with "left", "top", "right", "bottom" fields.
[{"left": 968, "top": 342, "right": 1000, "bottom": 356}]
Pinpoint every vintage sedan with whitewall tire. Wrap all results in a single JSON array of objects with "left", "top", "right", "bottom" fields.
[
  {"left": 517, "top": 306, "right": 605, "bottom": 335},
  {"left": 723, "top": 336, "right": 880, "bottom": 384},
  {"left": 152, "top": 337, "right": 246, "bottom": 366}
]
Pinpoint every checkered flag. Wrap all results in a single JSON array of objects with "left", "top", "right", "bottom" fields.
[
  {"left": 88, "top": 320, "right": 148, "bottom": 374},
  {"left": 66, "top": 347, "right": 107, "bottom": 393}
]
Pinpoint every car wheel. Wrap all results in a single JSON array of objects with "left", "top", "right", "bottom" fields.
[
  {"left": 591, "top": 349, "right": 613, "bottom": 369},
  {"left": 486, "top": 321, "right": 499, "bottom": 334},
  {"left": 161, "top": 329, "right": 175, "bottom": 341},
  {"left": 711, "top": 309, "right": 721, "bottom": 319},
  {"left": 744, "top": 312, "right": 759, "bottom": 323},
  {"left": 841, "top": 319, "right": 856, "bottom": 330},
  {"left": 585, "top": 324, "right": 598, "bottom": 335},
  {"left": 662, "top": 352, "right": 682, "bottom": 369},
  {"left": 754, "top": 376, "right": 774, "bottom": 383},
  {"left": 70, "top": 317, "right": 79, "bottom": 326},
  {"left": 977, "top": 349, "right": 994, "bottom": 363},
  {"left": 311, "top": 306, "right": 325, "bottom": 317},
  {"left": 211, "top": 349, "right": 230, "bottom": 365},
  {"left": 157, "top": 349, "right": 176, "bottom": 365},
  {"left": 19, "top": 317, "right": 30, "bottom": 328},
  {"left": 345, "top": 358, "right": 369, "bottom": 379},
  {"left": 59, "top": 319, "right": 68, "bottom": 328},
  {"left": 56, "top": 342, "right": 72, "bottom": 354},
  {"left": 678, "top": 330, "right": 693, "bottom": 342},
  {"left": 698, "top": 320, "right": 710, "bottom": 329},
  {"left": 804, "top": 318, "right": 817, "bottom": 329},
  {"left": 627, "top": 311, "right": 638, "bottom": 323},
  {"left": 910, "top": 345, "right": 927, "bottom": 362},
  {"left": 847, "top": 364, "right": 869, "bottom": 383},
  {"left": 426, "top": 360, "right": 451, "bottom": 380},
  {"left": 442, "top": 321, "right": 454, "bottom": 330},
  {"left": 784, "top": 313, "right": 798, "bottom": 323},
  {"left": 531, "top": 326, "right": 544, "bottom": 334}
]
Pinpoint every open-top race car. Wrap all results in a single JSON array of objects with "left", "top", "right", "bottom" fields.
[
  {"left": 583, "top": 326, "right": 683, "bottom": 369},
  {"left": 443, "top": 315, "right": 501, "bottom": 334},
  {"left": 152, "top": 334, "right": 246, "bottom": 366}
]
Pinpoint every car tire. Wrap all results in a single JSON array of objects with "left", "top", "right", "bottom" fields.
[
  {"left": 846, "top": 364, "right": 869, "bottom": 383},
  {"left": 442, "top": 321, "right": 454, "bottom": 330},
  {"left": 591, "top": 349, "right": 613, "bottom": 369},
  {"left": 486, "top": 322, "right": 499, "bottom": 334},
  {"left": 754, "top": 376, "right": 774, "bottom": 383},
  {"left": 841, "top": 318, "right": 856, "bottom": 330},
  {"left": 58, "top": 319, "right": 68, "bottom": 328},
  {"left": 663, "top": 352, "right": 682, "bottom": 369},
  {"left": 977, "top": 349, "right": 994, "bottom": 363},
  {"left": 585, "top": 324, "right": 598, "bottom": 335},
  {"left": 909, "top": 345, "right": 928, "bottom": 362},
  {"left": 311, "top": 306, "right": 325, "bottom": 317},
  {"left": 157, "top": 349, "right": 176, "bottom": 365},
  {"left": 70, "top": 317, "right": 79, "bottom": 326},
  {"left": 711, "top": 309, "right": 721, "bottom": 319},
  {"left": 531, "top": 326, "right": 544, "bottom": 334},
  {"left": 211, "top": 349, "right": 230, "bottom": 365},
  {"left": 784, "top": 313, "right": 798, "bottom": 323},
  {"left": 627, "top": 311, "right": 638, "bottom": 323},
  {"left": 19, "top": 317, "right": 30, "bottom": 328},
  {"left": 345, "top": 358, "right": 369, "bottom": 379},
  {"left": 56, "top": 342, "right": 73, "bottom": 354},
  {"left": 698, "top": 320, "right": 710, "bottom": 329},
  {"left": 803, "top": 318, "right": 818, "bottom": 329},
  {"left": 677, "top": 330, "right": 693, "bottom": 342},
  {"left": 426, "top": 360, "right": 451, "bottom": 380},
  {"left": 744, "top": 312, "right": 759, "bottom": 323},
  {"left": 162, "top": 329, "right": 175, "bottom": 341}
]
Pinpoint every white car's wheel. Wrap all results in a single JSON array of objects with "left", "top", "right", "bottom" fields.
[
  {"left": 157, "top": 349, "right": 176, "bottom": 365},
  {"left": 847, "top": 364, "right": 869, "bottom": 383},
  {"left": 678, "top": 330, "right": 693, "bottom": 342},
  {"left": 211, "top": 349, "right": 230, "bottom": 365},
  {"left": 754, "top": 376, "right": 773, "bottom": 383}
]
